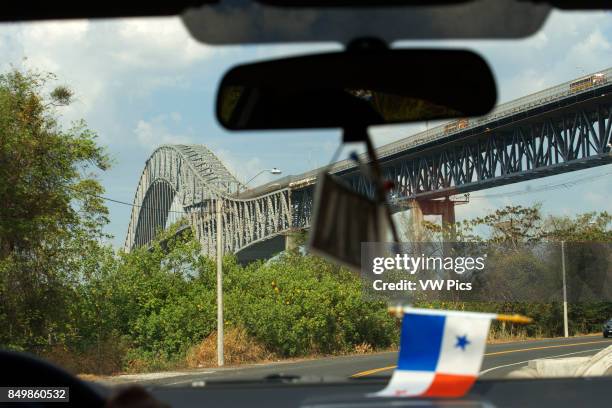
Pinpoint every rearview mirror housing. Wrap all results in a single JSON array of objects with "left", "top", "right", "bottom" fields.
[{"left": 216, "top": 48, "right": 497, "bottom": 135}]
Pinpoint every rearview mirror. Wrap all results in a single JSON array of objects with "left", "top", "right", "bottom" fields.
[{"left": 216, "top": 48, "right": 497, "bottom": 133}]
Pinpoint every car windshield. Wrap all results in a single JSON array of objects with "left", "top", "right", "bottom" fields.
[{"left": 0, "top": 4, "right": 610, "bottom": 390}]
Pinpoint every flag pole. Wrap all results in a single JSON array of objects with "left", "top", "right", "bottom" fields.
[
  {"left": 495, "top": 314, "right": 533, "bottom": 324},
  {"left": 388, "top": 306, "right": 532, "bottom": 324}
]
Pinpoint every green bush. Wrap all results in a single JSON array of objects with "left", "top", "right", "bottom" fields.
[
  {"left": 62, "top": 229, "right": 398, "bottom": 371},
  {"left": 224, "top": 253, "right": 396, "bottom": 356}
]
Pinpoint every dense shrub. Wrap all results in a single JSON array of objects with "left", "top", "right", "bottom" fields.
[
  {"left": 58, "top": 228, "right": 398, "bottom": 373},
  {"left": 224, "top": 253, "right": 397, "bottom": 356}
]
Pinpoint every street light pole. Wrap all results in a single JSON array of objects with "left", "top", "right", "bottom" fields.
[
  {"left": 561, "top": 240, "right": 569, "bottom": 338},
  {"left": 215, "top": 167, "right": 281, "bottom": 365},
  {"left": 216, "top": 198, "right": 224, "bottom": 366},
  {"left": 241, "top": 168, "right": 282, "bottom": 191}
]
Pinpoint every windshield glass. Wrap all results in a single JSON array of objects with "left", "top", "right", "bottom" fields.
[{"left": 0, "top": 5, "right": 610, "bottom": 389}]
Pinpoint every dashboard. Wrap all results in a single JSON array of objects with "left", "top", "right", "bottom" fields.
[{"left": 144, "top": 376, "right": 610, "bottom": 408}]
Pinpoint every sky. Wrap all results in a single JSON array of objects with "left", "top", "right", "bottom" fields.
[{"left": 0, "top": 8, "right": 610, "bottom": 247}]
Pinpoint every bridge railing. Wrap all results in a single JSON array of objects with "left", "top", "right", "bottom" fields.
[{"left": 374, "top": 66, "right": 612, "bottom": 159}]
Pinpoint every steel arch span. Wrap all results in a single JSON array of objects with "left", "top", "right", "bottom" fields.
[{"left": 124, "top": 144, "right": 294, "bottom": 257}]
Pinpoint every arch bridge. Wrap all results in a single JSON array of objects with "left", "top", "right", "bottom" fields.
[
  {"left": 125, "top": 68, "right": 612, "bottom": 257},
  {"left": 124, "top": 145, "right": 307, "bottom": 258}
]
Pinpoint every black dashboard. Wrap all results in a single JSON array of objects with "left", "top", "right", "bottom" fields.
[
  {"left": 2, "top": 350, "right": 610, "bottom": 407},
  {"left": 145, "top": 376, "right": 610, "bottom": 408}
]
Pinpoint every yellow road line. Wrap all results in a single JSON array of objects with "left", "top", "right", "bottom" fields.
[
  {"left": 350, "top": 339, "right": 611, "bottom": 378},
  {"left": 483, "top": 339, "right": 611, "bottom": 356},
  {"left": 352, "top": 365, "right": 398, "bottom": 378}
]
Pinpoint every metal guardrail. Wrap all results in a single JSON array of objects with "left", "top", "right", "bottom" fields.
[
  {"left": 374, "top": 66, "right": 612, "bottom": 160},
  {"left": 251, "top": 67, "right": 612, "bottom": 192}
]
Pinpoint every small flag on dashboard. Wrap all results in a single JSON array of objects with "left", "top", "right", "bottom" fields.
[{"left": 374, "top": 308, "right": 496, "bottom": 398}]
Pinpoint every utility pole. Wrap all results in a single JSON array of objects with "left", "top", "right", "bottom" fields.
[
  {"left": 561, "top": 240, "right": 569, "bottom": 338},
  {"left": 216, "top": 198, "right": 224, "bottom": 366}
]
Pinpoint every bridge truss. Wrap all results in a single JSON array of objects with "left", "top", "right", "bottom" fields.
[{"left": 344, "top": 99, "right": 612, "bottom": 200}]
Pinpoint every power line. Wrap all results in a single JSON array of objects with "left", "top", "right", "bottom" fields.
[
  {"left": 67, "top": 186, "right": 188, "bottom": 214},
  {"left": 70, "top": 168, "right": 611, "bottom": 211},
  {"left": 468, "top": 170, "right": 612, "bottom": 200}
]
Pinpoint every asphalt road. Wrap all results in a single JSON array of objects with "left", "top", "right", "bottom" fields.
[{"left": 106, "top": 335, "right": 612, "bottom": 387}]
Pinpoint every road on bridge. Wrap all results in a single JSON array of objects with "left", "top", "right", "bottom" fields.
[{"left": 102, "top": 335, "right": 612, "bottom": 387}]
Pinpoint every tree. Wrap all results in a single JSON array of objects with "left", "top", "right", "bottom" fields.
[
  {"left": 541, "top": 211, "right": 611, "bottom": 242},
  {"left": 0, "top": 68, "right": 110, "bottom": 351},
  {"left": 542, "top": 211, "right": 612, "bottom": 307}
]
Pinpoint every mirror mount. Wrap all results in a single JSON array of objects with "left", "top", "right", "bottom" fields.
[
  {"left": 338, "top": 126, "right": 401, "bottom": 243},
  {"left": 346, "top": 36, "right": 388, "bottom": 53},
  {"left": 342, "top": 126, "right": 369, "bottom": 143}
]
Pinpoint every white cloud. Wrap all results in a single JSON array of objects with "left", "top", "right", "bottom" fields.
[
  {"left": 24, "top": 20, "right": 89, "bottom": 49},
  {"left": 0, "top": 17, "right": 223, "bottom": 147},
  {"left": 170, "top": 112, "right": 182, "bottom": 122},
  {"left": 214, "top": 149, "right": 277, "bottom": 186},
  {"left": 483, "top": 10, "right": 612, "bottom": 101},
  {"left": 584, "top": 191, "right": 608, "bottom": 208},
  {"left": 374, "top": 9, "right": 612, "bottom": 147},
  {"left": 133, "top": 114, "right": 194, "bottom": 146},
  {"left": 455, "top": 197, "right": 497, "bottom": 221},
  {"left": 112, "top": 18, "right": 214, "bottom": 69},
  {"left": 567, "top": 28, "right": 611, "bottom": 66},
  {"left": 1, "top": 9, "right": 609, "bottom": 246}
]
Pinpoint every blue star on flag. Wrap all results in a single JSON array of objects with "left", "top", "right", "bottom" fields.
[{"left": 455, "top": 335, "right": 470, "bottom": 351}]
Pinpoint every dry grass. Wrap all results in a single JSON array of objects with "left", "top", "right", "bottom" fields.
[
  {"left": 41, "top": 338, "right": 127, "bottom": 376},
  {"left": 487, "top": 329, "right": 601, "bottom": 344},
  {"left": 487, "top": 333, "right": 531, "bottom": 344},
  {"left": 77, "top": 373, "right": 105, "bottom": 382},
  {"left": 56, "top": 328, "right": 604, "bottom": 379},
  {"left": 353, "top": 342, "right": 374, "bottom": 354},
  {"left": 185, "top": 327, "right": 274, "bottom": 368},
  {"left": 125, "top": 359, "right": 147, "bottom": 373}
]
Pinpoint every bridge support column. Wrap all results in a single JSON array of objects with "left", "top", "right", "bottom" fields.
[
  {"left": 285, "top": 229, "right": 307, "bottom": 252},
  {"left": 409, "top": 198, "right": 456, "bottom": 242},
  {"left": 285, "top": 232, "right": 299, "bottom": 251}
]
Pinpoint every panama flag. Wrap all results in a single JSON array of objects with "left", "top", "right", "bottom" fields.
[{"left": 375, "top": 308, "right": 496, "bottom": 398}]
